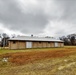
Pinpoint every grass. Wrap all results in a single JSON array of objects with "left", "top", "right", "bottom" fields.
[
  {"left": 0, "top": 47, "right": 64, "bottom": 54},
  {"left": 0, "top": 46, "right": 76, "bottom": 75}
]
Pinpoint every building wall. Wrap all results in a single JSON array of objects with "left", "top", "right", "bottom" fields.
[
  {"left": 18, "top": 41, "right": 26, "bottom": 49},
  {"left": 9, "top": 41, "right": 18, "bottom": 49},
  {"left": 9, "top": 41, "right": 64, "bottom": 49},
  {"left": 36, "top": 42, "right": 64, "bottom": 48},
  {"left": 58, "top": 43, "right": 60, "bottom": 47},
  {"left": 38, "top": 42, "right": 43, "bottom": 48},
  {"left": 50, "top": 42, "right": 55, "bottom": 47},
  {"left": 9, "top": 41, "right": 26, "bottom": 49},
  {"left": 9, "top": 41, "right": 11, "bottom": 49},
  {"left": 60, "top": 42, "right": 64, "bottom": 47},
  {"left": 58, "top": 42, "right": 64, "bottom": 47},
  {"left": 42, "top": 42, "right": 47, "bottom": 47},
  {"left": 32, "top": 42, "right": 56, "bottom": 48},
  {"left": 32, "top": 42, "right": 38, "bottom": 48}
]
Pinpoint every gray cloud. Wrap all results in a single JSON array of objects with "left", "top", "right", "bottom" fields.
[
  {"left": 56, "top": 0, "right": 76, "bottom": 22},
  {"left": 0, "top": 0, "right": 76, "bottom": 37},
  {"left": 0, "top": 0, "right": 49, "bottom": 34}
]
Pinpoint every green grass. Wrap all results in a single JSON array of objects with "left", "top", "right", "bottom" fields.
[
  {"left": 0, "top": 46, "right": 76, "bottom": 55},
  {"left": 0, "top": 47, "right": 65, "bottom": 55},
  {"left": 0, "top": 49, "right": 26, "bottom": 55}
]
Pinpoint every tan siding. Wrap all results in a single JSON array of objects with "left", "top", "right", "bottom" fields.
[
  {"left": 42, "top": 42, "right": 47, "bottom": 48},
  {"left": 9, "top": 41, "right": 18, "bottom": 49},
  {"left": 58, "top": 43, "right": 60, "bottom": 47},
  {"left": 18, "top": 41, "right": 26, "bottom": 49},
  {"left": 9, "top": 40, "right": 64, "bottom": 49},
  {"left": 32, "top": 42, "right": 55, "bottom": 48},
  {"left": 8, "top": 41, "right": 11, "bottom": 49},
  {"left": 58, "top": 42, "right": 64, "bottom": 47},
  {"left": 32, "top": 42, "right": 38, "bottom": 48},
  {"left": 37, "top": 42, "right": 43, "bottom": 48},
  {"left": 51, "top": 42, "right": 54, "bottom": 47},
  {"left": 9, "top": 41, "right": 26, "bottom": 49},
  {"left": 46, "top": 42, "right": 50, "bottom": 47},
  {"left": 60, "top": 43, "right": 64, "bottom": 47}
]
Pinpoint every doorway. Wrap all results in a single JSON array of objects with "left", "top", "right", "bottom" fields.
[{"left": 26, "top": 42, "right": 32, "bottom": 48}]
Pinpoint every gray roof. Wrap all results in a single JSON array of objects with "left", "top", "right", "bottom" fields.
[{"left": 9, "top": 36, "right": 64, "bottom": 42}]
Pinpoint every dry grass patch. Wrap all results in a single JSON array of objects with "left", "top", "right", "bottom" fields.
[
  {"left": 0, "top": 46, "right": 76, "bottom": 75},
  {"left": 0, "top": 46, "right": 76, "bottom": 65}
]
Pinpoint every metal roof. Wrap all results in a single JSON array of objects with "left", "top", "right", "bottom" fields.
[{"left": 9, "top": 36, "right": 64, "bottom": 42}]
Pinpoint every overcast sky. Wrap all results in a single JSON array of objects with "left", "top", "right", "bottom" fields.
[{"left": 0, "top": 0, "right": 76, "bottom": 37}]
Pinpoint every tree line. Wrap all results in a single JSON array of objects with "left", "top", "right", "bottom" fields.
[
  {"left": 0, "top": 33, "right": 16, "bottom": 47},
  {"left": 60, "top": 34, "right": 76, "bottom": 45}
]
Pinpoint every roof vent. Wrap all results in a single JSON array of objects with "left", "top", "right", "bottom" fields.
[{"left": 31, "top": 34, "right": 33, "bottom": 37}]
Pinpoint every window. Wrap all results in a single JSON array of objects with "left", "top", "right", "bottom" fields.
[
  {"left": 13, "top": 41, "right": 16, "bottom": 44},
  {"left": 39, "top": 41, "right": 41, "bottom": 44},
  {"left": 48, "top": 42, "right": 50, "bottom": 43}
]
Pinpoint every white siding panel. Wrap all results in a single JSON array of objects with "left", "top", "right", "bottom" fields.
[
  {"left": 26, "top": 42, "right": 32, "bottom": 48},
  {"left": 55, "top": 42, "right": 58, "bottom": 47}
]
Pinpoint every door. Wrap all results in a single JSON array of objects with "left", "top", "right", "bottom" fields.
[
  {"left": 55, "top": 42, "right": 58, "bottom": 47},
  {"left": 26, "top": 42, "right": 32, "bottom": 48}
]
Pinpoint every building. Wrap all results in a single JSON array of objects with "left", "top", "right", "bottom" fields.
[
  {"left": 0, "top": 38, "right": 2, "bottom": 47},
  {"left": 8, "top": 36, "right": 64, "bottom": 49}
]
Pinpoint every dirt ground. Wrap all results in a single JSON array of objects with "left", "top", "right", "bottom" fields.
[{"left": 0, "top": 46, "right": 76, "bottom": 75}]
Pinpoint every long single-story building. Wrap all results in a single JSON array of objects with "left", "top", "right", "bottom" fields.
[{"left": 8, "top": 36, "right": 64, "bottom": 49}]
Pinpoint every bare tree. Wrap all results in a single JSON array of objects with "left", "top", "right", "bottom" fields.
[
  {"left": 2, "top": 33, "right": 9, "bottom": 47},
  {"left": 70, "top": 36, "right": 75, "bottom": 45}
]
